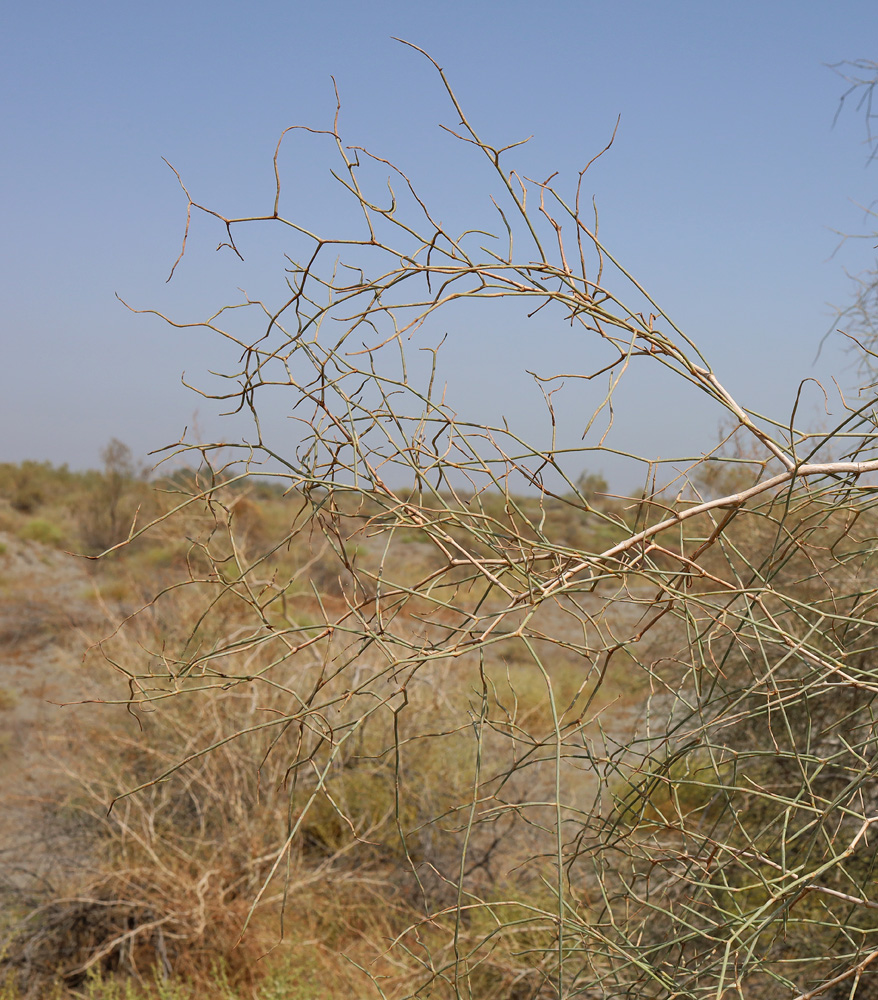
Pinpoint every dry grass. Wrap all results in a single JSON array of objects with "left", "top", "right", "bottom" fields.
[{"left": 1, "top": 499, "right": 602, "bottom": 997}]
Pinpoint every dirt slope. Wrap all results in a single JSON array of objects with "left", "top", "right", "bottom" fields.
[{"left": 0, "top": 532, "right": 111, "bottom": 901}]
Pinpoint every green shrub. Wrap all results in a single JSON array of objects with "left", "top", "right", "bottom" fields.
[{"left": 18, "top": 517, "right": 64, "bottom": 547}]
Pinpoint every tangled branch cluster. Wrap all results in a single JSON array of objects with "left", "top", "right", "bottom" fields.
[{"left": 98, "top": 45, "right": 878, "bottom": 999}]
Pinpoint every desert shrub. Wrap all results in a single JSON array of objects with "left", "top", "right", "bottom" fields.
[
  {"left": 5, "top": 622, "right": 554, "bottom": 995},
  {"left": 17, "top": 518, "right": 64, "bottom": 547},
  {"left": 0, "top": 462, "right": 90, "bottom": 520},
  {"left": 76, "top": 440, "right": 153, "bottom": 555},
  {"left": 18, "top": 48, "right": 878, "bottom": 1000},
  {"left": 0, "top": 462, "right": 54, "bottom": 514}
]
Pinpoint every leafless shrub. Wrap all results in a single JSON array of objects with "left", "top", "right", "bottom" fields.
[
  {"left": 77, "top": 440, "right": 149, "bottom": 555},
  {"left": 37, "top": 44, "right": 878, "bottom": 998}
]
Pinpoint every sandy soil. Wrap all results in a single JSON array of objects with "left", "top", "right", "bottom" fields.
[{"left": 0, "top": 532, "right": 112, "bottom": 902}]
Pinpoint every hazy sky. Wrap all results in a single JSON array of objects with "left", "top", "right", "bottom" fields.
[{"left": 3, "top": 0, "right": 877, "bottom": 490}]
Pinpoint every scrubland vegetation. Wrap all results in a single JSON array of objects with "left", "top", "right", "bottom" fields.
[
  {"left": 5, "top": 51, "right": 878, "bottom": 1000},
  {"left": 0, "top": 457, "right": 642, "bottom": 999}
]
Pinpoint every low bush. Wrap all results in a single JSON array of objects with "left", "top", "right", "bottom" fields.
[{"left": 18, "top": 519, "right": 64, "bottom": 548}]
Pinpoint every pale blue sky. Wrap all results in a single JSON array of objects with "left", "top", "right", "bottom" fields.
[{"left": 2, "top": 0, "right": 877, "bottom": 489}]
